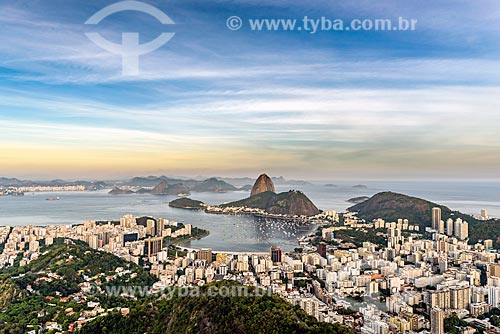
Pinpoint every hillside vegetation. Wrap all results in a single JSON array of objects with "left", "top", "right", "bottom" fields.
[
  {"left": 78, "top": 282, "right": 354, "bottom": 334},
  {"left": 169, "top": 197, "right": 206, "bottom": 209},
  {"left": 349, "top": 192, "right": 500, "bottom": 248},
  {"left": 0, "top": 239, "right": 157, "bottom": 334},
  {"left": 349, "top": 192, "right": 476, "bottom": 227}
]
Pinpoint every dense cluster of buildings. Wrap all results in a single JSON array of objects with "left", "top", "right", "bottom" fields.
[
  {"left": 1, "top": 207, "right": 500, "bottom": 334},
  {"left": 0, "top": 214, "right": 193, "bottom": 269},
  {"left": 0, "top": 185, "right": 86, "bottom": 194},
  {"left": 0, "top": 187, "right": 25, "bottom": 196},
  {"left": 432, "top": 207, "right": 469, "bottom": 240}
]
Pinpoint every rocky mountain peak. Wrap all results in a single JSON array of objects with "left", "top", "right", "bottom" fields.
[{"left": 250, "top": 173, "right": 275, "bottom": 197}]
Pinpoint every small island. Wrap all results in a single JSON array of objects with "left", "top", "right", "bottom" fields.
[
  {"left": 169, "top": 197, "right": 207, "bottom": 210},
  {"left": 352, "top": 184, "right": 368, "bottom": 189},
  {"left": 347, "top": 196, "right": 370, "bottom": 204},
  {"left": 108, "top": 187, "right": 134, "bottom": 195}
]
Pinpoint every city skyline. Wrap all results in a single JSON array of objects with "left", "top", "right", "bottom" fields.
[{"left": 1, "top": 0, "right": 500, "bottom": 179}]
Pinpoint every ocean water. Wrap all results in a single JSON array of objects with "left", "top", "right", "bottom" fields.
[{"left": 0, "top": 181, "right": 498, "bottom": 251}]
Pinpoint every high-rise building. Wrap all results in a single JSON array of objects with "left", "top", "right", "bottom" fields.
[
  {"left": 318, "top": 242, "right": 327, "bottom": 258},
  {"left": 144, "top": 237, "right": 163, "bottom": 257},
  {"left": 432, "top": 207, "right": 442, "bottom": 230},
  {"left": 452, "top": 218, "right": 468, "bottom": 241},
  {"left": 481, "top": 209, "right": 489, "bottom": 220},
  {"left": 197, "top": 248, "right": 213, "bottom": 263},
  {"left": 489, "top": 286, "right": 500, "bottom": 308},
  {"left": 120, "top": 214, "right": 136, "bottom": 228},
  {"left": 270, "top": 246, "right": 282, "bottom": 263},
  {"left": 438, "top": 220, "right": 445, "bottom": 234},
  {"left": 491, "top": 264, "right": 500, "bottom": 279},
  {"left": 446, "top": 218, "right": 454, "bottom": 236},
  {"left": 450, "top": 286, "right": 471, "bottom": 310},
  {"left": 430, "top": 307, "right": 444, "bottom": 334},
  {"left": 458, "top": 220, "right": 468, "bottom": 240},
  {"left": 146, "top": 219, "right": 156, "bottom": 236},
  {"left": 156, "top": 218, "right": 164, "bottom": 237},
  {"left": 430, "top": 286, "right": 471, "bottom": 310},
  {"left": 454, "top": 218, "right": 462, "bottom": 237},
  {"left": 88, "top": 234, "right": 99, "bottom": 249}
]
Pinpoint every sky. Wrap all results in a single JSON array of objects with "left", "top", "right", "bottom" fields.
[{"left": 1, "top": 0, "right": 500, "bottom": 180}]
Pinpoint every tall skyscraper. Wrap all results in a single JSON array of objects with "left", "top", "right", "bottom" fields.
[
  {"left": 481, "top": 209, "right": 489, "bottom": 220},
  {"left": 270, "top": 246, "right": 282, "bottom": 263},
  {"left": 432, "top": 207, "right": 442, "bottom": 230},
  {"left": 430, "top": 307, "right": 444, "bottom": 334}
]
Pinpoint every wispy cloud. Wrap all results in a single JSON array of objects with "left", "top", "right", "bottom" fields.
[{"left": 1, "top": 0, "right": 500, "bottom": 178}]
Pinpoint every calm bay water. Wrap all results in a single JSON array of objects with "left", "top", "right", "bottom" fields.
[{"left": 0, "top": 181, "right": 498, "bottom": 251}]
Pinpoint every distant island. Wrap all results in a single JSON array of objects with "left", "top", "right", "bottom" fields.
[
  {"left": 108, "top": 177, "right": 237, "bottom": 196},
  {"left": 169, "top": 197, "right": 206, "bottom": 210},
  {"left": 324, "top": 184, "right": 337, "bottom": 187},
  {"left": 238, "top": 184, "right": 253, "bottom": 191},
  {"left": 352, "top": 184, "right": 368, "bottom": 189},
  {"left": 347, "top": 196, "right": 370, "bottom": 204},
  {"left": 108, "top": 187, "right": 134, "bottom": 195}
]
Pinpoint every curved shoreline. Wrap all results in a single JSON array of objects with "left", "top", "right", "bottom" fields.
[{"left": 167, "top": 230, "right": 210, "bottom": 247}]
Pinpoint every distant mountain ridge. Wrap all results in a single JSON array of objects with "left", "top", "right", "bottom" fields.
[
  {"left": 193, "top": 178, "right": 238, "bottom": 192},
  {"left": 0, "top": 177, "right": 106, "bottom": 190},
  {"left": 0, "top": 175, "right": 311, "bottom": 190},
  {"left": 216, "top": 176, "right": 312, "bottom": 186},
  {"left": 109, "top": 177, "right": 237, "bottom": 195}
]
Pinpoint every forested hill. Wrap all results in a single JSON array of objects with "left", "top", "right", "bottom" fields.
[
  {"left": 0, "top": 239, "right": 156, "bottom": 333},
  {"left": 349, "top": 191, "right": 477, "bottom": 228},
  {"left": 78, "top": 281, "right": 354, "bottom": 334},
  {"left": 349, "top": 191, "right": 500, "bottom": 248}
]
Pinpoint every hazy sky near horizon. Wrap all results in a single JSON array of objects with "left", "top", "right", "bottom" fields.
[{"left": 1, "top": 0, "right": 500, "bottom": 180}]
